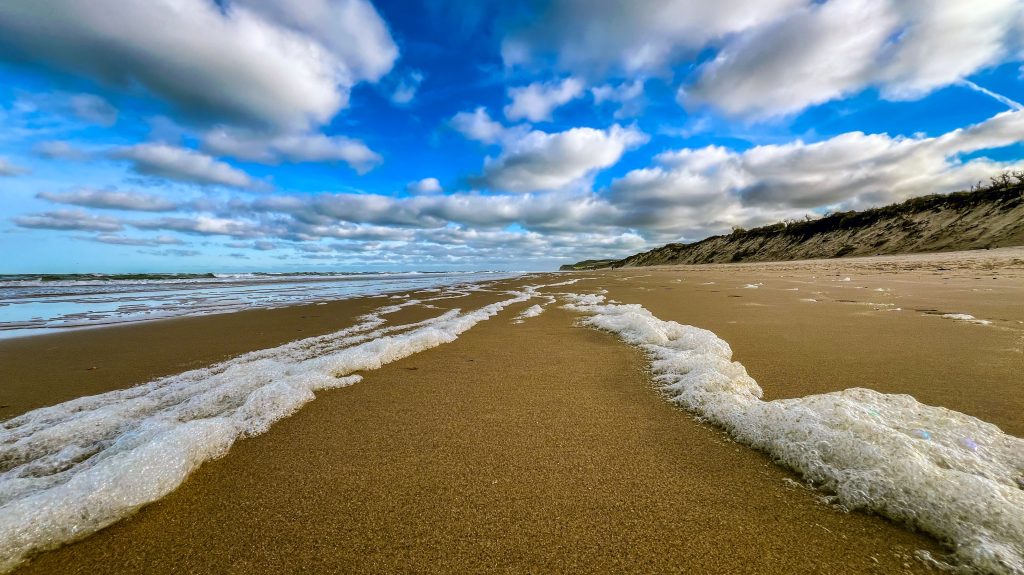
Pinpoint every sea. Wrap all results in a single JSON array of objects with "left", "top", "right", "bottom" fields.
[{"left": 0, "top": 271, "right": 520, "bottom": 339}]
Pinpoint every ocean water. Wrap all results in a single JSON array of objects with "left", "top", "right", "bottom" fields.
[{"left": 0, "top": 271, "right": 519, "bottom": 339}]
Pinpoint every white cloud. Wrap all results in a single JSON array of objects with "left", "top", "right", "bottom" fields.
[
  {"left": 0, "top": 0, "right": 398, "bottom": 130},
  {"left": 685, "top": 0, "right": 1024, "bottom": 118},
  {"left": 504, "top": 77, "right": 584, "bottom": 122},
  {"left": 390, "top": 70, "right": 424, "bottom": 106},
  {"left": 227, "top": 240, "right": 279, "bottom": 251},
  {"left": 14, "top": 209, "right": 123, "bottom": 232},
  {"left": 68, "top": 93, "right": 117, "bottom": 126},
  {"left": 958, "top": 80, "right": 1024, "bottom": 112},
  {"left": 449, "top": 107, "right": 508, "bottom": 144},
  {"left": 591, "top": 79, "right": 646, "bottom": 118},
  {"left": 115, "top": 143, "right": 256, "bottom": 189},
  {"left": 37, "top": 188, "right": 180, "bottom": 212},
  {"left": 235, "top": 0, "right": 397, "bottom": 81},
  {"left": 141, "top": 248, "right": 201, "bottom": 257},
  {"left": 684, "top": 0, "right": 898, "bottom": 118},
  {"left": 506, "top": 0, "right": 1024, "bottom": 119},
  {"left": 0, "top": 156, "right": 27, "bottom": 176},
  {"left": 502, "top": 0, "right": 804, "bottom": 74},
  {"left": 90, "top": 234, "right": 183, "bottom": 246},
  {"left": 34, "top": 141, "right": 89, "bottom": 161},
  {"left": 406, "top": 177, "right": 443, "bottom": 194},
  {"left": 878, "top": 0, "right": 1022, "bottom": 101},
  {"left": 610, "top": 110, "right": 1024, "bottom": 235},
  {"left": 476, "top": 124, "right": 648, "bottom": 192},
  {"left": 203, "top": 129, "right": 382, "bottom": 174},
  {"left": 133, "top": 215, "right": 266, "bottom": 238}
]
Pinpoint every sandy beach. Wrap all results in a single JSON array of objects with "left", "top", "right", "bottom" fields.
[{"left": 3, "top": 250, "right": 1023, "bottom": 574}]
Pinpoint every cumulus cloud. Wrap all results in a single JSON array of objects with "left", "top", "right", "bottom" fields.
[
  {"left": 877, "top": 0, "right": 1023, "bottom": 101},
  {"left": 406, "top": 177, "right": 443, "bottom": 194},
  {"left": 502, "top": 0, "right": 804, "bottom": 74},
  {"left": 68, "top": 93, "right": 117, "bottom": 126},
  {"left": 89, "top": 234, "right": 183, "bottom": 246},
  {"left": 0, "top": 156, "right": 27, "bottom": 176},
  {"left": 34, "top": 141, "right": 89, "bottom": 161},
  {"left": 504, "top": 77, "right": 584, "bottom": 122},
  {"left": 14, "top": 209, "right": 123, "bottom": 232},
  {"left": 610, "top": 110, "right": 1024, "bottom": 235},
  {"left": 390, "top": 70, "right": 424, "bottom": 106},
  {"left": 37, "top": 188, "right": 180, "bottom": 212},
  {"left": 475, "top": 124, "right": 649, "bottom": 192},
  {"left": 13, "top": 107, "right": 1022, "bottom": 268},
  {"left": 684, "top": 0, "right": 897, "bottom": 118},
  {"left": 133, "top": 215, "right": 267, "bottom": 238},
  {"left": 203, "top": 129, "right": 382, "bottom": 173},
  {"left": 591, "top": 79, "right": 646, "bottom": 118},
  {"left": 505, "top": 0, "right": 1024, "bottom": 119},
  {"left": 0, "top": 0, "right": 398, "bottom": 130},
  {"left": 685, "top": 0, "right": 1024, "bottom": 118},
  {"left": 227, "top": 240, "right": 279, "bottom": 251},
  {"left": 232, "top": 188, "right": 624, "bottom": 237},
  {"left": 449, "top": 107, "right": 508, "bottom": 144},
  {"left": 115, "top": 143, "right": 256, "bottom": 188}
]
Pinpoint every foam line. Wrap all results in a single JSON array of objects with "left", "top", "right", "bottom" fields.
[
  {"left": 0, "top": 288, "right": 535, "bottom": 571},
  {"left": 562, "top": 293, "right": 1024, "bottom": 575},
  {"left": 513, "top": 304, "right": 545, "bottom": 324}
]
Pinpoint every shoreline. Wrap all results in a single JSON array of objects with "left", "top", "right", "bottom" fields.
[
  {"left": 0, "top": 277, "right": 537, "bottom": 418},
  {"left": 3, "top": 252, "right": 1022, "bottom": 573},
  {"left": 0, "top": 270, "right": 524, "bottom": 342}
]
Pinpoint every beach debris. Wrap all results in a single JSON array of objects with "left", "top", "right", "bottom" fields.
[
  {"left": 961, "top": 437, "right": 979, "bottom": 452},
  {"left": 912, "top": 429, "right": 932, "bottom": 441}
]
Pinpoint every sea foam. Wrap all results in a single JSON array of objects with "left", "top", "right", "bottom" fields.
[
  {"left": 562, "top": 293, "right": 1024, "bottom": 575},
  {"left": 514, "top": 304, "right": 545, "bottom": 323},
  {"left": 0, "top": 287, "right": 538, "bottom": 571}
]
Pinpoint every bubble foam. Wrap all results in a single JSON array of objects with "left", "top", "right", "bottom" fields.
[
  {"left": 563, "top": 293, "right": 1024, "bottom": 575},
  {"left": 0, "top": 288, "right": 538, "bottom": 571},
  {"left": 514, "top": 304, "right": 545, "bottom": 323}
]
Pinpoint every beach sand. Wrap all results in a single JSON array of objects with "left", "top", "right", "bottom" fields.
[{"left": 4, "top": 249, "right": 1022, "bottom": 573}]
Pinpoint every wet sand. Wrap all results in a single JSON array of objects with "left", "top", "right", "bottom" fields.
[
  {"left": 582, "top": 247, "right": 1024, "bottom": 436},
  {"left": 4, "top": 250, "right": 1023, "bottom": 573}
]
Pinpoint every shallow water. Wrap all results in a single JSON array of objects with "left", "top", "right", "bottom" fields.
[{"left": 0, "top": 272, "right": 518, "bottom": 339}]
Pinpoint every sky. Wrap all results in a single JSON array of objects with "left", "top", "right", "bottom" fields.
[{"left": 0, "top": 0, "right": 1023, "bottom": 273}]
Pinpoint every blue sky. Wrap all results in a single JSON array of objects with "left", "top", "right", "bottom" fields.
[{"left": 0, "top": 0, "right": 1022, "bottom": 273}]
